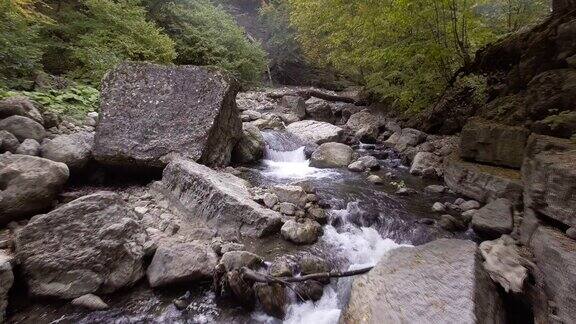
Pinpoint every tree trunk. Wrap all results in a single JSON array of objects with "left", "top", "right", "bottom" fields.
[{"left": 552, "top": 0, "right": 576, "bottom": 15}]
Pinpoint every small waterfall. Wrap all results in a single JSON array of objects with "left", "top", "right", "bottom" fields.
[{"left": 260, "top": 131, "right": 332, "bottom": 179}]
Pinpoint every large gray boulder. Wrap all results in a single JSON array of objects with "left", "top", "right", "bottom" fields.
[
  {"left": 346, "top": 110, "right": 386, "bottom": 133},
  {"left": 0, "top": 115, "right": 46, "bottom": 142},
  {"left": 444, "top": 154, "right": 523, "bottom": 204},
  {"left": 232, "top": 124, "right": 265, "bottom": 164},
  {"left": 280, "top": 95, "right": 306, "bottom": 118},
  {"left": 94, "top": 62, "right": 242, "bottom": 168},
  {"left": 15, "top": 138, "right": 40, "bottom": 156},
  {"left": 342, "top": 239, "right": 503, "bottom": 323},
  {"left": 0, "top": 251, "right": 13, "bottom": 323},
  {"left": 147, "top": 241, "right": 218, "bottom": 288},
  {"left": 472, "top": 198, "right": 514, "bottom": 239},
  {"left": 531, "top": 226, "right": 576, "bottom": 323},
  {"left": 460, "top": 118, "right": 529, "bottom": 169},
  {"left": 281, "top": 219, "right": 323, "bottom": 245},
  {"left": 305, "top": 97, "right": 335, "bottom": 123},
  {"left": 0, "top": 130, "right": 19, "bottom": 153},
  {"left": 15, "top": 192, "right": 147, "bottom": 299},
  {"left": 523, "top": 134, "right": 576, "bottom": 227},
  {"left": 0, "top": 154, "right": 69, "bottom": 225},
  {"left": 0, "top": 96, "right": 43, "bottom": 124},
  {"left": 410, "top": 151, "right": 442, "bottom": 178},
  {"left": 160, "top": 158, "right": 282, "bottom": 238},
  {"left": 286, "top": 120, "right": 343, "bottom": 144},
  {"left": 310, "top": 142, "right": 353, "bottom": 168},
  {"left": 41, "top": 132, "right": 94, "bottom": 171}
]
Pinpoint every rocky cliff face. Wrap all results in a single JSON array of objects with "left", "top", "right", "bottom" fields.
[{"left": 411, "top": 8, "right": 576, "bottom": 139}]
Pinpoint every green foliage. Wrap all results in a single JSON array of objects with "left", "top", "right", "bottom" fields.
[
  {"left": 259, "top": 0, "right": 303, "bottom": 71},
  {"left": 42, "top": 0, "right": 175, "bottom": 84},
  {"left": 454, "top": 74, "right": 488, "bottom": 106},
  {"left": 288, "top": 0, "right": 550, "bottom": 113},
  {"left": 0, "top": 0, "right": 46, "bottom": 89},
  {"left": 146, "top": 0, "right": 267, "bottom": 87},
  {"left": 0, "top": 84, "right": 100, "bottom": 120}
]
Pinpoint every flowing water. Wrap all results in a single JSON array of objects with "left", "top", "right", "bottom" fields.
[{"left": 8, "top": 131, "right": 471, "bottom": 324}]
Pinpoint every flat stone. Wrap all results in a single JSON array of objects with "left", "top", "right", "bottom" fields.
[
  {"left": 460, "top": 118, "right": 529, "bottom": 168},
  {"left": 71, "top": 294, "right": 109, "bottom": 310},
  {"left": 160, "top": 158, "right": 282, "bottom": 238},
  {"left": 147, "top": 241, "right": 217, "bottom": 288},
  {"left": 472, "top": 198, "right": 513, "bottom": 238},
  {"left": 343, "top": 239, "right": 503, "bottom": 323},
  {"left": 444, "top": 154, "right": 523, "bottom": 204},
  {"left": 286, "top": 120, "right": 343, "bottom": 144},
  {"left": 93, "top": 62, "right": 242, "bottom": 168},
  {"left": 272, "top": 185, "right": 307, "bottom": 208}
]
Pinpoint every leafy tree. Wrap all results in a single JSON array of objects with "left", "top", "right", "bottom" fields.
[
  {"left": 0, "top": 0, "right": 48, "bottom": 89},
  {"left": 41, "top": 0, "right": 175, "bottom": 84},
  {"left": 145, "top": 0, "right": 267, "bottom": 87},
  {"left": 288, "top": 0, "right": 550, "bottom": 113}
]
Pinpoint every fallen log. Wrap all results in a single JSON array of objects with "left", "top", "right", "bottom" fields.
[
  {"left": 266, "top": 88, "right": 358, "bottom": 104},
  {"left": 240, "top": 266, "right": 373, "bottom": 285}
]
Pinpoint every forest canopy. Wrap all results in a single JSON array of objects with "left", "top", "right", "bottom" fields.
[{"left": 288, "top": 0, "right": 550, "bottom": 112}]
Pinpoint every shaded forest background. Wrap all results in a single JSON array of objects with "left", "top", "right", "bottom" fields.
[{"left": 0, "top": 0, "right": 552, "bottom": 119}]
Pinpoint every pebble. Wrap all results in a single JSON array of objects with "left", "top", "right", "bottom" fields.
[{"left": 432, "top": 202, "right": 446, "bottom": 212}]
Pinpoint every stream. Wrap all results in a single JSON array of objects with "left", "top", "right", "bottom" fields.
[{"left": 8, "top": 131, "right": 473, "bottom": 324}]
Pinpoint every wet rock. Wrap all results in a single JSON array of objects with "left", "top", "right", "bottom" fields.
[
  {"left": 241, "top": 110, "right": 262, "bottom": 122},
  {"left": 417, "top": 218, "right": 435, "bottom": 225},
  {"left": 567, "top": 227, "right": 576, "bottom": 240},
  {"left": 432, "top": 202, "right": 446, "bottom": 213},
  {"left": 0, "top": 96, "right": 43, "bottom": 124},
  {"left": 343, "top": 239, "right": 503, "bottom": 323},
  {"left": 15, "top": 192, "right": 147, "bottom": 298},
  {"left": 0, "top": 154, "right": 69, "bottom": 225},
  {"left": 392, "top": 128, "right": 426, "bottom": 151},
  {"left": 460, "top": 118, "right": 529, "bottom": 168},
  {"left": 281, "top": 219, "right": 323, "bottom": 245},
  {"left": 439, "top": 214, "right": 464, "bottom": 231},
  {"left": 367, "top": 175, "right": 384, "bottom": 184},
  {"left": 357, "top": 155, "right": 379, "bottom": 170},
  {"left": 294, "top": 280, "right": 324, "bottom": 301},
  {"left": 460, "top": 210, "right": 476, "bottom": 224},
  {"left": 94, "top": 62, "right": 242, "bottom": 168},
  {"left": 395, "top": 187, "right": 416, "bottom": 196},
  {"left": 161, "top": 159, "right": 282, "bottom": 238},
  {"left": 15, "top": 138, "right": 40, "bottom": 156},
  {"left": 461, "top": 200, "right": 481, "bottom": 211},
  {"left": 347, "top": 160, "right": 366, "bottom": 172},
  {"left": 220, "top": 251, "right": 264, "bottom": 272},
  {"left": 147, "top": 241, "right": 217, "bottom": 288},
  {"left": 355, "top": 125, "right": 379, "bottom": 143},
  {"left": 310, "top": 142, "right": 353, "bottom": 168},
  {"left": 0, "top": 115, "right": 46, "bottom": 142},
  {"left": 308, "top": 207, "right": 328, "bottom": 225},
  {"left": 531, "top": 226, "right": 576, "bottom": 323},
  {"left": 346, "top": 110, "right": 386, "bottom": 133},
  {"left": 41, "top": 132, "right": 94, "bottom": 171},
  {"left": 444, "top": 154, "right": 523, "bottom": 204},
  {"left": 249, "top": 114, "right": 285, "bottom": 131},
  {"left": 272, "top": 185, "right": 307, "bottom": 208},
  {"left": 410, "top": 152, "right": 441, "bottom": 178},
  {"left": 281, "top": 95, "right": 306, "bottom": 118},
  {"left": 232, "top": 124, "right": 265, "bottom": 164},
  {"left": 286, "top": 120, "right": 343, "bottom": 144},
  {"left": 255, "top": 283, "right": 286, "bottom": 318},
  {"left": 221, "top": 242, "right": 245, "bottom": 254},
  {"left": 0, "top": 250, "right": 13, "bottom": 323},
  {"left": 0, "top": 130, "right": 19, "bottom": 153},
  {"left": 71, "top": 294, "right": 109, "bottom": 310},
  {"left": 263, "top": 193, "right": 279, "bottom": 208},
  {"left": 471, "top": 198, "right": 513, "bottom": 239},
  {"left": 305, "top": 97, "right": 335, "bottom": 123},
  {"left": 523, "top": 134, "right": 576, "bottom": 227},
  {"left": 299, "top": 254, "right": 328, "bottom": 275},
  {"left": 279, "top": 202, "right": 297, "bottom": 215},
  {"left": 479, "top": 236, "right": 527, "bottom": 293},
  {"left": 269, "top": 259, "right": 293, "bottom": 277},
  {"left": 279, "top": 113, "right": 300, "bottom": 124},
  {"left": 424, "top": 185, "right": 446, "bottom": 194}
]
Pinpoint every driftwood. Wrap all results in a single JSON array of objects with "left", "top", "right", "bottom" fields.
[
  {"left": 267, "top": 88, "right": 358, "bottom": 104},
  {"left": 240, "top": 266, "right": 373, "bottom": 285}
]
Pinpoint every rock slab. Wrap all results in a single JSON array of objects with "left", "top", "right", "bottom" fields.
[
  {"left": 0, "top": 154, "right": 69, "bottom": 225},
  {"left": 94, "top": 62, "right": 242, "bottom": 168},
  {"left": 472, "top": 198, "right": 513, "bottom": 238},
  {"left": 15, "top": 192, "right": 147, "bottom": 298},
  {"left": 161, "top": 158, "right": 282, "bottom": 238},
  {"left": 342, "top": 239, "right": 503, "bottom": 324}
]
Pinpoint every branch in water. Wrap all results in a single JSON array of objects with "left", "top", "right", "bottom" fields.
[{"left": 240, "top": 266, "right": 373, "bottom": 284}]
